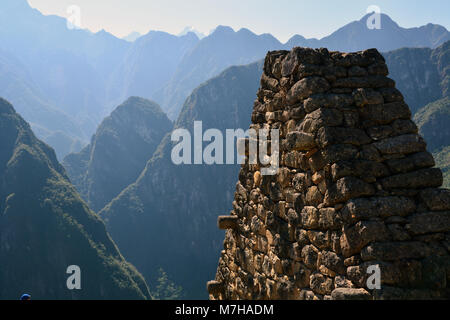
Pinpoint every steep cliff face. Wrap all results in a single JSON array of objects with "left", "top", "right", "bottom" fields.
[
  {"left": 63, "top": 97, "right": 172, "bottom": 212},
  {"left": 0, "top": 98, "right": 151, "bottom": 300},
  {"left": 383, "top": 41, "right": 449, "bottom": 115},
  {"left": 414, "top": 97, "right": 450, "bottom": 153},
  {"left": 209, "top": 48, "right": 450, "bottom": 300},
  {"left": 99, "top": 62, "right": 264, "bottom": 298}
]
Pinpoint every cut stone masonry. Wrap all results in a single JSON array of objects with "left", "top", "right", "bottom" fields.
[{"left": 208, "top": 47, "right": 450, "bottom": 300}]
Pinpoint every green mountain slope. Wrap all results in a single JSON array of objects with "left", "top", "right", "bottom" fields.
[
  {"left": 63, "top": 97, "right": 173, "bottom": 212},
  {"left": 99, "top": 61, "right": 264, "bottom": 298},
  {"left": 414, "top": 97, "right": 450, "bottom": 152},
  {"left": 0, "top": 98, "right": 151, "bottom": 300},
  {"left": 157, "top": 15, "right": 450, "bottom": 120},
  {"left": 414, "top": 97, "right": 450, "bottom": 187},
  {"left": 384, "top": 41, "right": 449, "bottom": 114}
]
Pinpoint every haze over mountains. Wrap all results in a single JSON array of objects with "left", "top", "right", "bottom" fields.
[
  {"left": 122, "top": 31, "right": 142, "bottom": 42},
  {"left": 108, "top": 31, "right": 200, "bottom": 112},
  {"left": 287, "top": 13, "right": 450, "bottom": 52},
  {"left": 1, "top": 0, "right": 449, "bottom": 158},
  {"left": 384, "top": 41, "right": 450, "bottom": 114},
  {"left": 99, "top": 62, "right": 264, "bottom": 298}
]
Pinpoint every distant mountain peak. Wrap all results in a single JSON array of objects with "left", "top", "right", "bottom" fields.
[
  {"left": 237, "top": 27, "right": 254, "bottom": 34},
  {"left": 144, "top": 30, "right": 171, "bottom": 37},
  {"left": 123, "top": 96, "right": 149, "bottom": 104},
  {"left": 178, "top": 26, "right": 205, "bottom": 39},
  {"left": 63, "top": 97, "right": 172, "bottom": 212},
  {"left": 211, "top": 25, "right": 235, "bottom": 35},
  {"left": 95, "top": 28, "right": 115, "bottom": 38},
  {"left": 116, "top": 96, "right": 164, "bottom": 115}
]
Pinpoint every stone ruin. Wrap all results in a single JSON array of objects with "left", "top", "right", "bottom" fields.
[{"left": 207, "top": 47, "right": 450, "bottom": 300}]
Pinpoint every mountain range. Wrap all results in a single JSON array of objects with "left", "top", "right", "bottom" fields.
[
  {"left": 1, "top": 0, "right": 449, "bottom": 158},
  {"left": 385, "top": 41, "right": 450, "bottom": 189},
  {"left": 414, "top": 97, "right": 450, "bottom": 188},
  {"left": 287, "top": 13, "right": 450, "bottom": 52},
  {"left": 0, "top": 98, "right": 151, "bottom": 300}
]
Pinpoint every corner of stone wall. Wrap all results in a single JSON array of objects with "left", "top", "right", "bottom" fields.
[{"left": 208, "top": 47, "right": 450, "bottom": 300}]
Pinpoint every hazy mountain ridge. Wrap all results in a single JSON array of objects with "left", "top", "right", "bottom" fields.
[
  {"left": 106, "top": 31, "right": 199, "bottom": 109},
  {"left": 157, "top": 14, "right": 450, "bottom": 120},
  {"left": 0, "top": 97, "right": 151, "bottom": 300},
  {"left": 434, "top": 146, "right": 450, "bottom": 189},
  {"left": 152, "top": 26, "right": 282, "bottom": 119},
  {"left": 414, "top": 97, "right": 450, "bottom": 152},
  {"left": 0, "top": 0, "right": 131, "bottom": 151},
  {"left": 384, "top": 41, "right": 449, "bottom": 187},
  {"left": 0, "top": 49, "right": 85, "bottom": 158},
  {"left": 122, "top": 31, "right": 142, "bottom": 42},
  {"left": 63, "top": 97, "right": 173, "bottom": 212},
  {"left": 1, "top": 0, "right": 450, "bottom": 300},
  {"left": 292, "top": 14, "right": 450, "bottom": 52},
  {"left": 99, "top": 61, "right": 264, "bottom": 299},
  {"left": 2, "top": 0, "right": 449, "bottom": 160}
]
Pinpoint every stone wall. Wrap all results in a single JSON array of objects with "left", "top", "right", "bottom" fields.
[{"left": 208, "top": 47, "right": 450, "bottom": 300}]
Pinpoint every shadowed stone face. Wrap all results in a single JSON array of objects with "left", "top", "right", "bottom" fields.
[{"left": 209, "top": 47, "right": 450, "bottom": 300}]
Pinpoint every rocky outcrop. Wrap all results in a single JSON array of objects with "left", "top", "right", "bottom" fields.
[{"left": 209, "top": 47, "right": 450, "bottom": 300}]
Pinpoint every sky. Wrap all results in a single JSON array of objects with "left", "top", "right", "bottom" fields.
[{"left": 27, "top": 0, "right": 450, "bottom": 42}]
